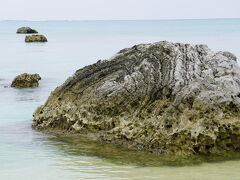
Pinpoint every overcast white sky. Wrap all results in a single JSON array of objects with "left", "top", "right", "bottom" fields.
[{"left": 1, "top": 0, "right": 240, "bottom": 20}]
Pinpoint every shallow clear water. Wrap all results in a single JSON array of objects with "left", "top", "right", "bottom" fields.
[{"left": 1, "top": 19, "right": 240, "bottom": 179}]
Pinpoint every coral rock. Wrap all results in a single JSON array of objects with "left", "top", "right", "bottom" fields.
[
  {"left": 25, "top": 35, "right": 48, "bottom": 42},
  {"left": 33, "top": 41, "right": 240, "bottom": 156},
  {"left": 17, "top": 27, "right": 38, "bottom": 34},
  {"left": 11, "top": 73, "right": 41, "bottom": 88}
]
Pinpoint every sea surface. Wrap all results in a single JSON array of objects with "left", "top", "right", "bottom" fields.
[{"left": 1, "top": 19, "right": 240, "bottom": 180}]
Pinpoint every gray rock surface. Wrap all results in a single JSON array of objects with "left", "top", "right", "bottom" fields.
[
  {"left": 33, "top": 41, "right": 240, "bottom": 156},
  {"left": 11, "top": 73, "right": 41, "bottom": 88},
  {"left": 25, "top": 35, "right": 48, "bottom": 42},
  {"left": 17, "top": 27, "right": 38, "bottom": 34}
]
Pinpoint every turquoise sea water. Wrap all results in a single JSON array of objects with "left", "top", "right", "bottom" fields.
[{"left": 1, "top": 19, "right": 240, "bottom": 179}]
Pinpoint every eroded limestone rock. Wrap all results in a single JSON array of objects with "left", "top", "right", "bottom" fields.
[
  {"left": 11, "top": 73, "right": 41, "bottom": 88},
  {"left": 17, "top": 27, "right": 38, "bottom": 34},
  {"left": 33, "top": 41, "right": 240, "bottom": 156},
  {"left": 25, "top": 35, "right": 48, "bottom": 42}
]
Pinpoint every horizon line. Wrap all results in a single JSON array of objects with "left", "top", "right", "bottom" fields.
[{"left": 1, "top": 17, "right": 240, "bottom": 22}]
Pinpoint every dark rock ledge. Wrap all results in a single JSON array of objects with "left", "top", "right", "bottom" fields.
[{"left": 33, "top": 41, "right": 240, "bottom": 156}]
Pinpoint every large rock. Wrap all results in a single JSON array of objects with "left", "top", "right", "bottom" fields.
[
  {"left": 33, "top": 41, "right": 240, "bottom": 156},
  {"left": 17, "top": 27, "right": 38, "bottom": 34},
  {"left": 25, "top": 35, "right": 48, "bottom": 42},
  {"left": 11, "top": 73, "right": 41, "bottom": 88}
]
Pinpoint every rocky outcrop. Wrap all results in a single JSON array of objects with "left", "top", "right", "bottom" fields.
[
  {"left": 33, "top": 41, "right": 240, "bottom": 156},
  {"left": 17, "top": 27, "right": 38, "bottom": 34},
  {"left": 11, "top": 73, "right": 41, "bottom": 88},
  {"left": 25, "top": 35, "right": 48, "bottom": 42}
]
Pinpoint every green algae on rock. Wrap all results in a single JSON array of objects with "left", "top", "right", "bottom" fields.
[
  {"left": 33, "top": 41, "right": 240, "bottom": 156},
  {"left": 25, "top": 35, "right": 48, "bottom": 42},
  {"left": 17, "top": 27, "right": 38, "bottom": 34},
  {"left": 11, "top": 73, "right": 41, "bottom": 88}
]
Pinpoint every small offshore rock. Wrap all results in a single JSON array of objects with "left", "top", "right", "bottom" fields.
[
  {"left": 11, "top": 73, "right": 41, "bottom": 88},
  {"left": 17, "top": 27, "right": 38, "bottom": 34},
  {"left": 25, "top": 35, "right": 48, "bottom": 43},
  {"left": 33, "top": 41, "right": 240, "bottom": 156}
]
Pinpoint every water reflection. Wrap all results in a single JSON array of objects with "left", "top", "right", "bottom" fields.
[
  {"left": 47, "top": 134, "right": 240, "bottom": 167},
  {"left": 2, "top": 119, "right": 240, "bottom": 180},
  {"left": 0, "top": 121, "right": 133, "bottom": 180},
  {"left": 12, "top": 88, "right": 41, "bottom": 102}
]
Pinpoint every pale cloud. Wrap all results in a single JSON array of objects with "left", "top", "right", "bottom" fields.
[{"left": 1, "top": 0, "right": 240, "bottom": 20}]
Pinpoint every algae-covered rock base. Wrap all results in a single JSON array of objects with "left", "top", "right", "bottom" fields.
[
  {"left": 25, "top": 35, "right": 48, "bottom": 42},
  {"left": 11, "top": 73, "right": 41, "bottom": 88},
  {"left": 17, "top": 27, "right": 38, "bottom": 34},
  {"left": 33, "top": 41, "right": 240, "bottom": 156}
]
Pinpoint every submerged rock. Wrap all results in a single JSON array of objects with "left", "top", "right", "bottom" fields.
[
  {"left": 25, "top": 35, "right": 48, "bottom": 42},
  {"left": 17, "top": 27, "right": 38, "bottom": 34},
  {"left": 33, "top": 41, "right": 240, "bottom": 156},
  {"left": 11, "top": 73, "right": 41, "bottom": 88}
]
